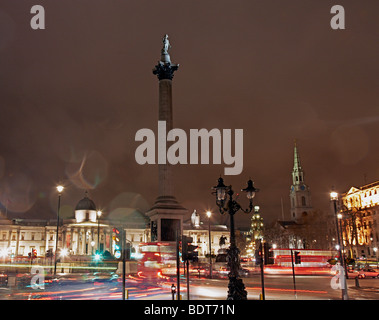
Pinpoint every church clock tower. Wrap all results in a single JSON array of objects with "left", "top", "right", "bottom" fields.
[{"left": 289, "top": 141, "right": 313, "bottom": 222}]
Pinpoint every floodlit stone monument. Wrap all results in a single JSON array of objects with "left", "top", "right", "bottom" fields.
[{"left": 146, "top": 35, "right": 188, "bottom": 242}]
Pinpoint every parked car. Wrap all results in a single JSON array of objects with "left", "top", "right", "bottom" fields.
[{"left": 357, "top": 268, "right": 379, "bottom": 279}]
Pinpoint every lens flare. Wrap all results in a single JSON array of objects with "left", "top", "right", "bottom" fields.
[{"left": 65, "top": 150, "right": 108, "bottom": 190}]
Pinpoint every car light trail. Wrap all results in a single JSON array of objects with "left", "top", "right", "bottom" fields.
[{"left": 246, "top": 286, "right": 327, "bottom": 294}]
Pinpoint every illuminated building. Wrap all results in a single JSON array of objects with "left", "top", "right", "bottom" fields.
[
  {"left": 0, "top": 192, "right": 229, "bottom": 266},
  {"left": 340, "top": 181, "right": 379, "bottom": 260},
  {"left": 183, "top": 210, "right": 230, "bottom": 257},
  {"left": 0, "top": 192, "right": 149, "bottom": 261}
]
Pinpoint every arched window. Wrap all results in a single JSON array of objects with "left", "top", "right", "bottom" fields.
[{"left": 301, "top": 196, "right": 306, "bottom": 206}]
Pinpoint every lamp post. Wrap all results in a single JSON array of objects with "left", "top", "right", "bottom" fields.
[
  {"left": 337, "top": 212, "right": 349, "bottom": 278},
  {"left": 97, "top": 210, "right": 102, "bottom": 254},
  {"left": 54, "top": 185, "right": 64, "bottom": 275},
  {"left": 212, "top": 177, "right": 259, "bottom": 300},
  {"left": 373, "top": 247, "right": 378, "bottom": 266},
  {"left": 330, "top": 191, "right": 348, "bottom": 300},
  {"left": 206, "top": 210, "right": 212, "bottom": 279}
]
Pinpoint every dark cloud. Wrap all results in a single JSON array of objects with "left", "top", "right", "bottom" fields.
[{"left": 0, "top": 1, "right": 378, "bottom": 228}]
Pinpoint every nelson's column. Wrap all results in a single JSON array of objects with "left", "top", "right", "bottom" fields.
[{"left": 146, "top": 35, "right": 188, "bottom": 242}]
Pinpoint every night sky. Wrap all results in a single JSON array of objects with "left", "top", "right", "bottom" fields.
[{"left": 0, "top": 1, "right": 378, "bottom": 228}]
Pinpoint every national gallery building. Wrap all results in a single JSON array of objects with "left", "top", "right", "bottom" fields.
[{"left": 0, "top": 193, "right": 229, "bottom": 260}]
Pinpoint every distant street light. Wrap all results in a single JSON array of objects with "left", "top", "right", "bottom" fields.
[
  {"left": 60, "top": 248, "right": 68, "bottom": 259},
  {"left": 54, "top": 185, "right": 64, "bottom": 275},
  {"left": 330, "top": 192, "right": 338, "bottom": 201},
  {"left": 330, "top": 190, "right": 348, "bottom": 300},
  {"left": 206, "top": 210, "right": 212, "bottom": 279},
  {"left": 213, "top": 177, "right": 259, "bottom": 300}
]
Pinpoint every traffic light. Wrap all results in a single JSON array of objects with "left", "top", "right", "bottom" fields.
[
  {"left": 182, "top": 236, "right": 198, "bottom": 262},
  {"left": 125, "top": 242, "right": 131, "bottom": 260},
  {"left": 182, "top": 235, "right": 190, "bottom": 261},
  {"left": 263, "top": 243, "right": 274, "bottom": 265},
  {"left": 113, "top": 227, "right": 121, "bottom": 259},
  {"left": 294, "top": 251, "right": 301, "bottom": 264},
  {"left": 28, "top": 249, "right": 37, "bottom": 259},
  {"left": 255, "top": 246, "right": 263, "bottom": 266},
  {"left": 46, "top": 249, "right": 53, "bottom": 258},
  {"left": 188, "top": 243, "right": 199, "bottom": 262}
]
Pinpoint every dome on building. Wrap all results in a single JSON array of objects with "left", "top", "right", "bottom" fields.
[
  {"left": 74, "top": 192, "right": 97, "bottom": 223},
  {"left": 75, "top": 192, "right": 97, "bottom": 211}
]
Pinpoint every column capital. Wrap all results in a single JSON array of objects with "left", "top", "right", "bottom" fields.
[{"left": 153, "top": 61, "right": 179, "bottom": 80}]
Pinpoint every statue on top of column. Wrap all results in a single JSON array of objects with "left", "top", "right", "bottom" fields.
[
  {"left": 162, "top": 34, "right": 171, "bottom": 55},
  {"left": 154, "top": 34, "right": 179, "bottom": 80},
  {"left": 160, "top": 34, "right": 172, "bottom": 64}
]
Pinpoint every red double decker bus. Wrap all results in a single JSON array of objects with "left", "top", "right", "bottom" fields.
[
  {"left": 137, "top": 242, "right": 176, "bottom": 278},
  {"left": 264, "top": 248, "right": 338, "bottom": 275},
  {"left": 272, "top": 248, "right": 337, "bottom": 268}
]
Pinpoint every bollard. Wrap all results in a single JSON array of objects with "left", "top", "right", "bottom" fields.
[
  {"left": 355, "top": 276, "right": 360, "bottom": 287},
  {"left": 259, "top": 293, "right": 263, "bottom": 300}
]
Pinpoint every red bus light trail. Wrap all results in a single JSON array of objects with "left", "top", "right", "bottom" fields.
[{"left": 246, "top": 287, "right": 327, "bottom": 294}]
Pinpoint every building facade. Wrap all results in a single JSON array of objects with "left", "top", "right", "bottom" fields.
[
  {"left": 340, "top": 181, "right": 379, "bottom": 260},
  {"left": 0, "top": 195, "right": 230, "bottom": 262},
  {"left": 0, "top": 193, "right": 149, "bottom": 260}
]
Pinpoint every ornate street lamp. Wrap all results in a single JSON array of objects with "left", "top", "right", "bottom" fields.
[
  {"left": 212, "top": 177, "right": 259, "bottom": 300},
  {"left": 54, "top": 185, "right": 64, "bottom": 275},
  {"left": 330, "top": 190, "right": 349, "bottom": 300}
]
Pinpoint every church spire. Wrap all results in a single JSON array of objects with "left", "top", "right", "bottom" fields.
[
  {"left": 293, "top": 139, "right": 302, "bottom": 171},
  {"left": 292, "top": 139, "right": 304, "bottom": 185},
  {"left": 290, "top": 139, "right": 313, "bottom": 222}
]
